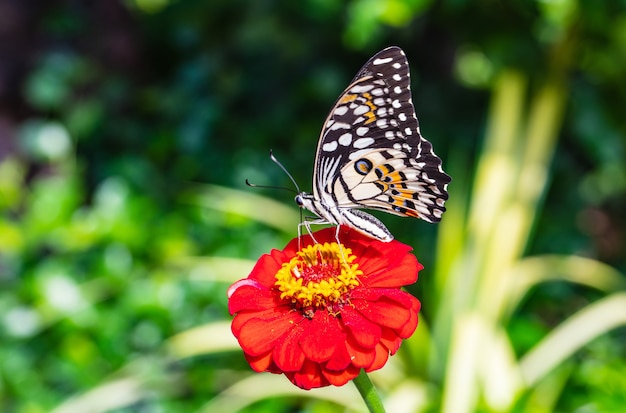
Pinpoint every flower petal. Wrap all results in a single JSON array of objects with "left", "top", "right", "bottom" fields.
[
  {"left": 299, "top": 311, "right": 344, "bottom": 363},
  {"left": 273, "top": 321, "right": 307, "bottom": 372},
  {"left": 345, "top": 338, "right": 376, "bottom": 369},
  {"left": 324, "top": 340, "right": 352, "bottom": 371},
  {"left": 395, "top": 294, "right": 420, "bottom": 338},
  {"left": 341, "top": 306, "right": 381, "bottom": 349},
  {"left": 365, "top": 343, "right": 390, "bottom": 372},
  {"left": 245, "top": 351, "right": 274, "bottom": 372},
  {"left": 236, "top": 311, "right": 304, "bottom": 356},
  {"left": 231, "top": 305, "right": 291, "bottom": 337},
  {"left": 322, "top": 363, "right": 361, "bottom": 387},
  {"left": 246, "top": 250, "right": 285, "bottom": 286},
  {"left": 380, "top": 327, "right": 404, "bottom": 355},
  {"left": 363, "top": 253, "right": 422, "bottom": 288},
  {"left": 352, "top": 289, "right": 417, "bottom": 331},
  {"left": 228, "top": 282, "right": 279, "bottom": 314},
  {"left": 290, "top": 360, "right": 330, "bottom": 390}
]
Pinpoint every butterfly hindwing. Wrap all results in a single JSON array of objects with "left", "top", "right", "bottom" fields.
[
  {"left": 312, "top": 46, "right": 450, "bottom": 225},
  {"left": 333, "top": 148, "right": 448, "bottom": 222}
]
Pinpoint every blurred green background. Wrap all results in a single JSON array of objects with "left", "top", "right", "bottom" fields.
[{"left": 1, "top": 1, "right": 625, "bottom": 412}]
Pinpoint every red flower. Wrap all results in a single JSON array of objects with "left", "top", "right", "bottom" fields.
[{"left": 228, "top": 226, "right": 422, "bottom": 390}]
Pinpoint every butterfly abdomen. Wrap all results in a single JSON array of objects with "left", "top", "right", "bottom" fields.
[{"left": 295, "top": 192, "right": 394, "bottom": 242}]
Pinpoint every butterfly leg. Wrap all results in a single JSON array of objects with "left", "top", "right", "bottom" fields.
[
  {"left": 298, "top": 216, "right": 327, "bottom": 247},
  {"left": 334, "top": 225, "right": 349, "bottom": 265},
  {"left": 296, "top": 221, "right": 316, "bottom": 250}
]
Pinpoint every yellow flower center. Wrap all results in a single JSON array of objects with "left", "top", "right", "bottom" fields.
[{"left": 274, "top": 242, "right": 362, "bottom": 317}]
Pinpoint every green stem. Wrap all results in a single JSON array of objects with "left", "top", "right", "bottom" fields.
[{"left": 352, "top": 369, "right": 385, "bottom": 413}]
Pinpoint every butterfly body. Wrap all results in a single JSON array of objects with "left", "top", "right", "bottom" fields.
[
  {"left": 295, "top": 192, "right": 394, "bottom": 242},
  {"left": 298, "top": 47, "right": 451, "bottom": 242}
]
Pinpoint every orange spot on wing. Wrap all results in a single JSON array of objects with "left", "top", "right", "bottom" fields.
[
  {"left": 339, "top": 94, "right": 358, "bottom": 104},
  {"left": 363, "top": 92, "right": 377, "bottom": 124},
  {"left": 395, "top": 189, "right": 415, "bottom": 198},
  {"left": 404, "top": 210, "right": 420, "bottom": 218},
  {"left": 391, "top": 196, "right": 420, "bottom": 218}
]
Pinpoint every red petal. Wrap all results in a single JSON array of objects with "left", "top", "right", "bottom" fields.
[
  {"left": 273, "top": 321, "right": 307, "bottom": 372},
  {"left": 365, "top": 343, "right": 390, "bottom": 372},
  {"left": 358, "top": 237, "right": 411, "bottom": 265},
  {"left": 352, "top": 291, "right": 415, "bottom": 330},
  {"left": 231, "top": 305, "right": 291, "bottom": 337},
  {"left": 345, "top": 338, "right": 376, "bottom": 369},
  {"left": 299, "top": 311, "right": 344, "bottom": 362},
  {"left": 283, "top": 228, "right": 329, "bottom": 252},
  {"left": 282, "top": 235, "right": 304, "bottom": 254},
  {"left": 335, "top": 226, "right": 371, "bottom": 256},
  {"left": 228, "top": 282, "right": 279, "bottom": 314},
  {"left": 298, "top": 226, "right": 370, "bottom": 252},
  {"left": 291, "top": 360, "right": 329, "bottom": 390},
  {"left": 324, "top": 340, "right": 352, "bottom": 371},
  {"left": 245, "top": 351, "right": 274, "bottom": 372},
  {"left": 236, "top": 311, "right": 304, "bottom": 356},
  {"left": 322, "top": 363, "right": 361, "bottom": 387},
  {"left": 341, "top": 306, "right": 381, "bottom": 349},
  {"left": 363, "top": 253, "right": 422, "bottom": 288},
  {"left": 395, "top": 295, "right": 420, "bottom": 338},
  {"left": 306, "top": 227, "right": 339, "bottom": 245},
  {"left": 376, "top": 297, "right": 420, "bottom": 356},
  {"left": 379, "top": 327, "right": 404, "bottom": 355},
  {"left": 245, "top": 249, "right": 285, "bottom": 286}
]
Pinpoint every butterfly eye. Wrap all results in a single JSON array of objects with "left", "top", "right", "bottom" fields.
[
  {"left": 354, "top": 158, "right": 373, "bottom": 175},
  {"left": 295, "top": 195, "right": 304, "bottom": 206}
]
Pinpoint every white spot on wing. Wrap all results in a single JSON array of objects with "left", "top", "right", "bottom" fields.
[
  {"left": 356, "top": 126, "right": 369, "bottom": 136},
  {"left": 353, "top": 105, "right": 369, "bottom": 116},
  {"left": 354, "top": 137, "right": 375, "bottom": 148},
  {"left": 351, "top": 84, "right": 375, "bottom": 93},
  {"left": 323, "top": 141, "right": 338, "bottom": 152},
  {"left": 373, "top": 57, "right": 393, "bottom": 65},
  {"left": 330, "top": 122, "right": 350, "bottom": 130},
  {"left": 334, "top": 105, "right": 349, "bottom": 116},
  {"left": 338, "top": 133, "right": 352, "bottom": 146}
]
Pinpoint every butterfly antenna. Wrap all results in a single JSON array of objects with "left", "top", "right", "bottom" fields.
[
  {"left": 244, "top": 150, "right": 301, "bottom": 194},
  {"left": 270, "top": 149, "right": 301, "bottom": 193},
  {"left": 245, "top": 179, "right": 297, "bottom": 194}
]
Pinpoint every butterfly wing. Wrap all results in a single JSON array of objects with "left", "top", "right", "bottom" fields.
[{"left": 312, "top": 46, "right": 451, "bottom": 223}]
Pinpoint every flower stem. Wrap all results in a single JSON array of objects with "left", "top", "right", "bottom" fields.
[{"left": 353, "top": 369, "right": 385, "bottom": 413}]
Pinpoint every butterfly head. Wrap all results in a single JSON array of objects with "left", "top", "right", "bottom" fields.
[
  {"left": 295, "top": 192, "right": 338, "bottom": 227},
  {"left": 295, "top": 193, "right": 313, "bottom": 209}
]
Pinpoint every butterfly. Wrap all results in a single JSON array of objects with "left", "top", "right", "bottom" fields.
[{"left": 295, "top": 46, "right": 451, "bottom": 242}]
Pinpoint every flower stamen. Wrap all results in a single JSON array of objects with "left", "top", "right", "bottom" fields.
[{"left": 274, "top": 242, "right": 362, "bottom": 317}]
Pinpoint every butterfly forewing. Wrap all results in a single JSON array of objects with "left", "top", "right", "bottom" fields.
[{"left": 312, "top": 46, "right": 450, "bottom": 226}]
